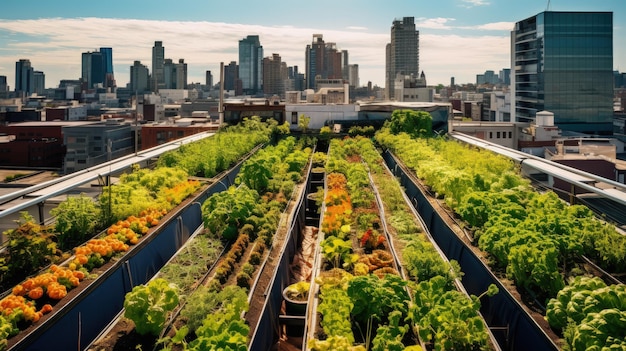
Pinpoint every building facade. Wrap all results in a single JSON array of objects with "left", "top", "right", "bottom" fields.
[
  {"left": 81, "top": 51, "right": 105, "bottom": 90},
  {"left": 130, "top": 61, "right": 150, "bottom": 93},
  {"left": 152, "top": 41, "right": 165, "bottom": 92},
  {"left": 62, "top": 120, "right": 134, "bottom": 174},
  {"left": 305, "top": 34, "right": 345, "bottom": 90},
  {"left": 100, "top": 47, "right": 115, "bottom": 89},
  {"left": 263, "top": 53, "right": 286, "bottom": 97},
  {"left": 511, "top": 11, "right": 614, "bottom": 135},
  {"left": 386, "top": 17, "right": 419, "bottom": 100},
  {"left": 239, "top": 35, "right": 263, "bottom": 95},
  {"left": 15, "top": 59, "right": 34, "bottom": 97}
]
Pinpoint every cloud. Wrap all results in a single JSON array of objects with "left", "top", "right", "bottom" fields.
[
  {"left": 459, "top": 0, "right": 490, "bottom": 8},
  {"left": 465, "top": 22, "right": 515, "bottom": 31},
  {"left": 346, "top": 26, "right": 368, "bottom": 31},
  {"left": 416, "top": 17, "right": 456, "bottom": 30},
  {"left": 0, "top": 17, "right": 511, "bottom": 88}
]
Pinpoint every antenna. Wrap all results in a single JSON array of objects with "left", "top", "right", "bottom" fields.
[{"left": 546, "top": 0, "right": 551, "bottom": 10}]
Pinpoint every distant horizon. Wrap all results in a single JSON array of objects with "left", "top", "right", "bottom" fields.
[{"left": 0, "top": 0, "right": 624, "bottom": 89}]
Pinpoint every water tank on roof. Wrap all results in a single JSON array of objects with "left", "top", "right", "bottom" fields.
[{"left": 535, "top": 111, "right": 554, "bottom": 126}]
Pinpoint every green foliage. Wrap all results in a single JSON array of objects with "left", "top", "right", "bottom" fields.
[
  {"left": 403, "top": 236, "right": 460, "bottom": 284},
  {"left": 3, "top": 173, "right": 28, "bottom": 183},
  {"left": 545, "top": 275, "right": 626, "bottom": 351},
  {"left": 298, "top": 114, "right": 311, "bottom": 133},
  {"left": 0, "top": 212, "right": 58, "bottom": 291},
  {"left": 409, "top": 276, "right": 493, "bottom": 351},
  {"left": 376, "top": 128, "right": 626, "bottom": 299},
  {"left": 50, "top": 194, "right": 101, "bottom": 250},
  {"left": 371, "top": 310, "right": 409, "bottom": 351},
  {"left": 157, "top": 118, "right": 271, "bottom": 178},
  {"left": 348, "top": 125, "right": 375, "bottom": 138},
  {"left": 321, "top": 236, "right": 356, "bottom": 269},
  {"left": 386, "top": 109, "right": 432, "bottom": 138},
  {"left": 317, "top": 286, "right": 355, "bottom": 344},
  {"left": 347, "top": 274, "right": 411, "bottom": 349},
  {"left": 567, "top": 309, "right": 626, "bottom": 351},
  {"left": 123, "top": 278, "right": 179, "bottom": 336},
  {"left": 186, "top": 286, "right": 249, "bottom": 351},
  {"left": 309, "top": 335, "right": 367, "bottom": 351},
  {"left": 156, "top": 235, "right": 222, "bottom": 301},
  {"left": 201, "top": 185, "right": 258, "bottom": 240}
]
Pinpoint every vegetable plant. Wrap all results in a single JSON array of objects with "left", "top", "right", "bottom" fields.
[{"left": 123, "top": 278, "right": 179, "bottom": 336}]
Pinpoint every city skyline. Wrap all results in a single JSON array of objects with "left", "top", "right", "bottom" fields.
[{"left": 0, "top": 0, "right": 624, "bottom": 90}]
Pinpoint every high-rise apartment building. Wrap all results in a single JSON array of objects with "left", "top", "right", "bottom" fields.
[
  {"left": 263, "top": 53, "right": 286, "bottom": 97},
  {"left": 152, "top": 41, "right": 165, "bottom": 92},
  {"left": 348, "top": 64, "right": 359, "bottom": 88},
  {"left": 81, "top": 48, "right": 115, "bottom": 90},
  {"left": 175, "top": 59, "right": 187, "bottom": 90},
  {"left": 82, "top": 51, "right": 104, "bottom": 89},
  {"left": 224, "top": 61, "right": 239, "bottom": 93},
  {"left": 33, "top": 71, "right": 45, "bottom": 95},
  {"left": 0, "top": 75, "right": 7, "bottom": 98},
  {"left": 15, "top": 59, "right": 34, "bottom": 96},
  {"left": 305, "top": 34, "right": 345, "bottom": 90},
  {"left": 511, "top": 11, "right": 613, "bottom": 135},
  {"left": 100, "top": 47, "right": 116, "bottom": 89},
  {"left": 130, "top": 60, "right": 150, "bottom": 93},
  {"left": 239, "top": 35, "right": 263, "bottom": 95},
  {"left": 386, "top": 17, "right": 419, "bottom": 100},
  {"left": 206, "top": 71, "right": 213, "bottom": 89}
]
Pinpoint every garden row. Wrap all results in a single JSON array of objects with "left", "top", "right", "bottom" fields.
[
  {"left": 92, "top": 134, "right": 314, "bottom": 350},
  {"left": 374, "top": 110, "right": 626, "bottom": 350},
  {"left": 0, "top": 117, "right": 281, "bottom": 350},
  {"left": 307, "top": 136, "right": 498, "bottom": 351}
]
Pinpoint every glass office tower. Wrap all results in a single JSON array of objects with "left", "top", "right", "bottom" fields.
[
  {"left": 239, "top": 35, "right": 263, "bottom": 95},
  {"left": 511, "top": 12, "right": 613, "bottom": 135}
]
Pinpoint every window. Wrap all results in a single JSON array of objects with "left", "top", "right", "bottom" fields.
[
  {"left": 508, "top": 131, "right": 512, "bottom": 138},
  {"left": 489, "top": 132, "right": 493, "bottom": 139},
  {"left": 497, "top": 132, "right": 501, "bottom": 138},
  {"left": 291, "top": 112, "right": 298, "bottom": 124}
]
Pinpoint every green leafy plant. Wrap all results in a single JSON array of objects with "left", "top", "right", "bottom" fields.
[
  {"left": 347, "top": 274, "right": 410, "bottom": 350},
  {"left": 186, "top": 285, "right": 249, "bottom": 350},
  {"left": 50, "top": 194, "right": 101, "bottom": 250},
  {"left": 123, "top": 278, "right": 179, "bottom": 336},
  {"left": 321, "top": 236, "right": 357, "bottom": 269},
  {"left": 201, "top": 185, "right": 258, "bottom": 240},
  {"left": 0, "top": 212, "right": 58, "bottom": 292},
  {"left": 284, "top": 281, "right": 310, "bottom": 301}
]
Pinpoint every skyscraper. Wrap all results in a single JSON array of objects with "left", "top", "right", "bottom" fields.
[
  {"left": 386, "top": 17, "right": 419, "bottom": 100},
  {"left": 263, "top": 53, "right": 286, "bottom": 97},
  {"left": 511, "top": 11, "right": 613, "bottom": 135},
  {"left": 224, "top": 61, "right": 239, "bottom": 93},
  {"left": 100, "top": 47, "right": 115, "bottom": 89},
  {"left": 33, "top": 71, "right": 45, "bottom": 95},
  {"left": 0, "top": 76, "right": 9, "bottom": 93},
  {"left": 305, "top": 34, "right": 346, "bottom": 90},
  {"left": 152, "top": 41, "right": 165, "bottom": 92},
  {"left": 130, "top": 60, "right": 150, "bottom": 93},
  {"left": 15, "top": 59, "right": 34, "bottom": 96},
  {"left": 206, "top": 71, "right": 213, "bottom": 89},
  {"left": 239, "top": 35, "right": 263, "bottom": 95},
  {"left": 82, "top": 51, "right": 105, "bottom": 89}
]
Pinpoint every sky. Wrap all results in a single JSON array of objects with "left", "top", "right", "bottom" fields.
[{"left": 0, "top": 0, "right": 624, "bottom": 89}]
